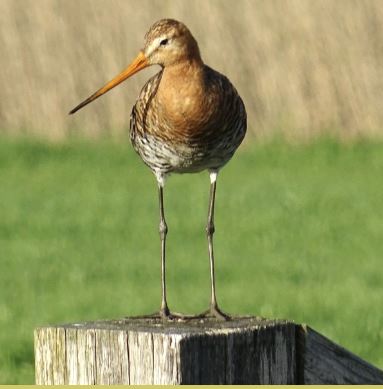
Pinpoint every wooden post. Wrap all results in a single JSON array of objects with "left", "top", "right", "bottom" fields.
[{"left": 34, "top": 316, "right": 383, "bottom": 385}]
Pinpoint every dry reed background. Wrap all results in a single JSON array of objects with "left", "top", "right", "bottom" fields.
[{"left": 0, "top": 0, "right": 382, "bottom": 141}]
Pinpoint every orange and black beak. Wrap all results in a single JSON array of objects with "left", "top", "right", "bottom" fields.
[{"left": 69, "top": 51, "right": 149, "bottom": 115}]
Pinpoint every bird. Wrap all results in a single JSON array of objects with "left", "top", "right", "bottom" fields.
[{"left": 69, "top": 19, "right": 247, "bottom": 320}]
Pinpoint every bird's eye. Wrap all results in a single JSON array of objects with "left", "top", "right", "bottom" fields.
[{"left": 160, "top": 38, "right": 168, "bottom": 46}]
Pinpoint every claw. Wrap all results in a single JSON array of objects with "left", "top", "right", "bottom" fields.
[
  {"left": 159, "top": 305, "right": 171, "bottom": 319},
  {"left": 209, "top": 305, "right": 231, "bottom": 320},
  {"left": 195, "top": 306, "right": 231, "bottom": 321}
]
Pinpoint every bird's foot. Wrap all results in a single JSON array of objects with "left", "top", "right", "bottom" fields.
[
  {"left": 129, "top": 305, "right": 230, "bottom": 322},
  {"left": 158, "top": 305, "right": 189, "bottom": 321},
  {"left": 197, "top": 304, "right": 231, "bottom": 321},
  {"left": 128, "top": 311, "right": 162, "bottom": 320},
  {"left": 210, "top": 305, "right": 231, "bottom": 321},
  {"left": 160, "top": 308, "right": 200, "bottom": 321},
  {"left": 159, "top": 305, "right": 172, "bottom": 319}
]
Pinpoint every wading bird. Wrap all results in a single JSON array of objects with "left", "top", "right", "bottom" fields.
[{"left": 70, "top": 19, "right": 247, "bottom": 320}]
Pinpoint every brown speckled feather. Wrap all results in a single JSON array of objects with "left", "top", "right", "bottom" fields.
[{"left": 130, "top": 63, "right": 246, "bottom": 174}]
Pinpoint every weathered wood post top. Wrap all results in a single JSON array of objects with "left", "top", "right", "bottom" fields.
[
  {"left": 34, "top": 315, "right": 383, "bottom": 385},
  {"left": 35, "top": 316, "right": 297, "bottom": 385}
]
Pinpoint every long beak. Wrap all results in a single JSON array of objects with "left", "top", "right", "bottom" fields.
[{"left": 69, "top": 51, "right": 149, "bottom": 115}]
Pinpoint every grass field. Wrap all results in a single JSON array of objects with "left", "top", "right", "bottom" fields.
[{"left": 0, "top": 138, "right": 383, "bottom": 383}]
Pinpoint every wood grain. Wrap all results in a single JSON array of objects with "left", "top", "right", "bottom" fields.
[
  {"left": 299, "top": 325, "right": 383, "bottom": 384},
  {"left": 34, "top": 317, "right": 383, "bottom": 385},
  {"left": 35, "top": 317, "right": 295, "bottom": 384}
]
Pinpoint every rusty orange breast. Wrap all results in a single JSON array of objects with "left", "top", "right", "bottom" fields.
[{"left": 155, "top": 61, "right": 219, "bottom": 140}]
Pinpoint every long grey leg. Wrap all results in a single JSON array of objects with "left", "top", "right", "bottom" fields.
[
  {"left": 157, "top": 175, "right": 170, "bottom": 318},
  {"left": 206, "top": 170, "right": 230, "bottom": 320}
]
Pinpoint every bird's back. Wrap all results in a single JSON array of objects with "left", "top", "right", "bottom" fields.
[{"left": 130, "top": 65, "right": 247, "bottom": 175}]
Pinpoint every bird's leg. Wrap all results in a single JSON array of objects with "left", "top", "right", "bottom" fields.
[
  {"left": 206, "top": 171, "right": 230, "bottom": 320},
  {"left": 158, "top": 180, "right": 170, "bottom": 319}
]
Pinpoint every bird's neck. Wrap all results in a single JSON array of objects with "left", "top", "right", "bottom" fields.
[
  {"left": 161, "top": 58, "right": 205, "bottom": 88},
  {"left": 156, "top": 59, "right": 207, "bottom": 130}
]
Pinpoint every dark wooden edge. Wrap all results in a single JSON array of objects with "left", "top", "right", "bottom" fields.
[
  {"left": 297, "top": 324, "right": 383, "bottom": 384},
  {"left": 295, "top": 324, "right": 306, "bottom": 384}
]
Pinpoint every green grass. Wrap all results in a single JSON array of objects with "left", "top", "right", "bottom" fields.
[{"left": 0, "top": 137, "right": 383, "bottom": 383}]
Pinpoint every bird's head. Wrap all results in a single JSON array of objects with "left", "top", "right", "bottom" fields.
[
  {"left": 69, "top": 19, "right": 200, "bottom": 115},
  {"left": 143, "top": 19, "right": 201, "bottom": 67}
]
